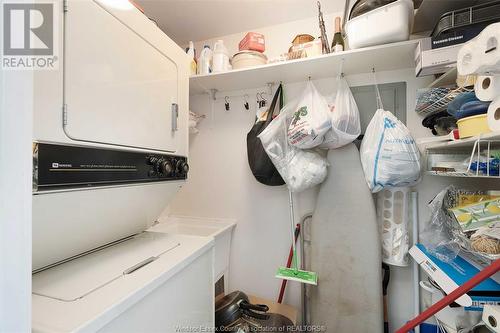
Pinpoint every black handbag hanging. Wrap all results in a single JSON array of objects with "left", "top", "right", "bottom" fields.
[{"left": 246, "top": 84, "right": 285, "bottom": 186}]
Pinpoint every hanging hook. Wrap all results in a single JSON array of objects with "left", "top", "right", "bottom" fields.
[
  {"left": 256, "top": 93, "right": 262, "bottom": 108},
  {"left": 243, "top": 94, "right": 250, "bottom": 110},
  {"left": 266, "top": 82, "right": 274, "bottom": 96},
  {"left": 224, "top": 96, "right": 230, "bottom": 111},
  {"left": 260, "top": 92, "right": 267, "bottom": 108},
  {"left": 339, "top": 58, "right": 345, "bottom": 78},
  {"left": 209, "top": 89, "right": 218, "bottom": 101}
]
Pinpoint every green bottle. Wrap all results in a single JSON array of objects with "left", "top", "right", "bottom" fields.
[{"left": 331, "top": 17, "right": 345, "bottom": 52}]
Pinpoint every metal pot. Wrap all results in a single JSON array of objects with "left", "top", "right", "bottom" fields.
[
  {"left": 215, "top": 291, "right": 269, "bottom": 329},
  {"left": 227, "top": 313, "right": 294, "bottom": 333},
  {"left": 247, "top": 313, "right": 294, "bottom": 332}
]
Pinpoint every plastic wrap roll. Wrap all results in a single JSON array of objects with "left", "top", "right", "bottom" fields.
[
  {"left": 487, "top": 96, "right": 500, "bottom": 131},
  {"left": 475, "top": 76, "right": 500, "bottom": 101}
]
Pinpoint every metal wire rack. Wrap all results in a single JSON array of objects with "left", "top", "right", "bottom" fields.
[
  {"left": 466, "top": 137, "right": 500, "bottom": 178},
  {"left": 416, "top": 86, "right": 474, "bottom": 117},
  {"left": 425, "top": 135, "right": 500, "bottom": 178}
]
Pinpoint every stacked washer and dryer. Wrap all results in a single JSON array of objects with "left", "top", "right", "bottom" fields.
[{"left": 32, "top": 1, "right": 214, "bottom": 331}]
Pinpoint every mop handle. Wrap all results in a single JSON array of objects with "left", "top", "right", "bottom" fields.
[
  {"left": 396, "top": 259, "right": 500, "bottom": 333},
  {"left": 288, "top": 190, "right": 299, "bottom": 273}
]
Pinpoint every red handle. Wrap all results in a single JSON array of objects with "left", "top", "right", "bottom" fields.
[
  {"left": 397, "top": 259, "right": 500, "bottom": 333},
  {"left": 277, "top": 224, "right": 300, "bottom": 303}
]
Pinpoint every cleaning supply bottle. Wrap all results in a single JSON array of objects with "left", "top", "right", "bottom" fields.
[
  {"left": 212, "top": 40, "right": 230, "bottom": 73},
  {"left": 197, "top": 45, "right": 212, "bottom": 75},
  {"left": 186, "top": 41, "right": 197, "bottom": 75}
]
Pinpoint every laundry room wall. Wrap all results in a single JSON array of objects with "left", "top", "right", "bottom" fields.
[{"left": 164, "top": 13, "right": 495, "bottom": 332}]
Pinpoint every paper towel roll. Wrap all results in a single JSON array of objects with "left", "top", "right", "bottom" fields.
[
  {"left": 458, "top": 23, "right": 500, "bottom": 75},
  {"left": 475, "top": 76, "right": 500, "bottom": 101},
  {"left": 487, "top": 97, "right": 500, "bottom": 131},
  {"left": 458, "top": 42, "right": 478, "bottom": 76},
  {"left": 478, "top": 23, "right": 500, "bottom": 74},
  {"left": 483, "top": 305, "right": 500, "bottom": 333}
]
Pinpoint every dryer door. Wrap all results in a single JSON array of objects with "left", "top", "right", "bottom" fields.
[{"left": 64, "top": 1, "right": 180, "bottom": 152}]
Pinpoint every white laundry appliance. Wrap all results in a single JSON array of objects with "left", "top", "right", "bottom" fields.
[{"left": 31, "top": 1, "right": 213, "bottom": 332}]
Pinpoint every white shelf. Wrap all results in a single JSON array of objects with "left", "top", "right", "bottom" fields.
[
  {"left": 425, "top": 171, "right": 499, "bottom": 179},
  {"left": 420, "top": 132, "right": 500, "bottom": 150},
  {"left": 189, "top": 40, "right": 419, "bottom": 95}
]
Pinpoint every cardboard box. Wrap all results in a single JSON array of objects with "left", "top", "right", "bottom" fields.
[
  {"left": 290, "top": 40, "right": 323, "bottom": 58},
  {"left": 410, "top": 243, "right": 500, "bottom": 311},
  {"left": 239, "top": 32, "right": 265, "bottom": 53},
  {"left": 431, "top": 24, "right": 487, "bottom": 49},
  {"left": 415, "top": 38, "right": 463, "bottom": 77}
]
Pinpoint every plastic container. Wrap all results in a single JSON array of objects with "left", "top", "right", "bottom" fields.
[
  {"left": 349, "top": 0, "right": 397, "bottom": 19},
  {"left": 186, "top": 41, "right": 197, "bottom": 76},
  {"left": 455, "top": 100, "right": 490, "bottom": 120},
  {"left": 212, "top": 40, "right": 230, "bottom": 73},
  {"left": 239, "top": 32, "right": 265, "bottom": 52},
  {"left": 345, "top": 0, "right": 414, "bottom": 49},
  {"left": 457, "top": 114, "right": 492, "bottom": 138},
  {"left": 232, "top": 50, "right": 267, "bottom": 70},
  {"left": 197, "top": 45, "right": 212, "bottom": 75}
]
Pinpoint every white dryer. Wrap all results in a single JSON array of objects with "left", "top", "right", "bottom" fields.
[{"left": 32, "top": 1, "right": 212, "bottom": 332}]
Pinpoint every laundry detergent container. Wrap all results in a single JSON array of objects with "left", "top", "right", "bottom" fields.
[{"left": 345, "top": 0, "right": 414, "bottom": 49}]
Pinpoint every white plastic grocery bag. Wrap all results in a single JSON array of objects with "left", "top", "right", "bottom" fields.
[
  {"left": 259, "top": 99, "right": 328, "bottom": 193},
  {"left": 360, "top": 109, "right": 420, "bottom": 193},
  {"left": 320, "top": 76, "right": 361, "bottom": 149},
  {"left": 287, "top": 81, "right": 331, "bottom": 149}
]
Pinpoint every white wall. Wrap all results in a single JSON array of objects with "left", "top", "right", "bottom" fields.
[
  {"left": 167, "top": 12, "right": 496, "bottom": 333},
  {"left": 0, "top": 66, "right": 33, "bottom": 331},
  {"left": 189, "top": 11, "right": 342, "bottom": 62}
]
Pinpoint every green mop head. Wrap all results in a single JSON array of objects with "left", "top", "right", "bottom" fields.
[{"left": 276, "top": 266, "right": 318, "bottom": 285}]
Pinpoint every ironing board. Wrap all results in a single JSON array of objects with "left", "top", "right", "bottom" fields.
[{"left": 309, "top": 143, "right": 383, "bottom": 332}]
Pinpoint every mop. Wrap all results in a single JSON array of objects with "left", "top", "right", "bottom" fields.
[{"left": 275, "top": 190, "right": 318, "bottom": 285}]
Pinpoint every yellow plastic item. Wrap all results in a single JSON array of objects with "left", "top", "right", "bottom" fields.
[{"left": 456, "top": 114, "right": 491, "bottom": 138}]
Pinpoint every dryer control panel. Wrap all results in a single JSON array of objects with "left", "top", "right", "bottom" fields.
[{"left": 33, "top": 143, "right": 188, "bottom": 191}]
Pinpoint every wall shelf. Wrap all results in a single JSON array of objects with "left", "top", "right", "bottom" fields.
[
  {"left": 425, "top": 171, "right": 499, "bottom": 179},
  {"left": 422, "top": 133, "right": 500, "bottom": 179},
  {"left": 420, "top": 132, "right": 500, "bottom": 150},
  {"left": 189, "top": 40, "right": 419, "bottom": 95}
]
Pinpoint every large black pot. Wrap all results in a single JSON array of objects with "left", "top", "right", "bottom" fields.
[
  {"left": 246, "top": 313, "right": 294, "bottom": 332},
  {"left": 215, "top": 291, "right": 270, "bottom": 329}
]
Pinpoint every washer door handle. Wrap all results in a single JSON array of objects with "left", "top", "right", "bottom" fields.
[{"left": 172, "top": 103, "right": 179, "bottom": 132}]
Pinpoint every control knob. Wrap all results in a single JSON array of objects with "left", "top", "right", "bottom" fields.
[
  {"left": 176, "top": 160, "right": 189, "bottom": 175},
  {"left": 159, "top": 159, "right": 173, "bottom": 175}
]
